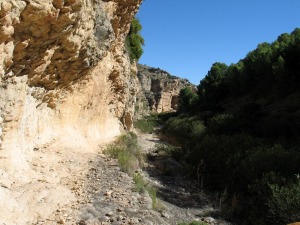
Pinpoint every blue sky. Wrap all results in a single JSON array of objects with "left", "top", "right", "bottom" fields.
[{"left": 136, "top": 0, "right": 300, "bottom": 85}]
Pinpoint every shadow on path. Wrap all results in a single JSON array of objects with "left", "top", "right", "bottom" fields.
[{"left": 144, "top": 157, "right": 212, "bottom": 209}]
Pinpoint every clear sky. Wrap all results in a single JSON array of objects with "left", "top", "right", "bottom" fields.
[{"left": 136, "top": 0, "right": 300, "bottom": 85}]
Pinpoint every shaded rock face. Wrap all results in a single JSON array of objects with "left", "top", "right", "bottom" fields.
[
  {"left": 135, "top": 64, "right": 196, "bottom": 117},
  {"left": 0, "top": 0, "right": 141, "bottom": 182}
]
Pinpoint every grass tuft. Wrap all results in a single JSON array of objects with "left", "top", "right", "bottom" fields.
[{"left": 134, "top": 114, "right": 160, "bottom": 133}]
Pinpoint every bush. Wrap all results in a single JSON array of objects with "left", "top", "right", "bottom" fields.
[
  {"left": 117, "top": 151, "right": 137, "bottom": 175},
  {"left": 135, "top": 114, "right": 159, "bottom": 133},
  {"left": 118, "top": 132, "right": 139, "bottom": 153},
  {"left": 207, "top": 113, "right": 236, "bottom": 135},
  {"left": 135, "top": 118, "right": 156, "bottom": 133},
  {"left": 154, "top": 143, "right": 184, "bottom": 161},
  {"left": 178, "top": 87, "right": 198, "bottom": 112},
  {"left": 132, "top": 173, "right": 161, "bottom": 210},
  {"left": 104, "top": 132, "right": 143, "bottom": 175},
  {"left": 104, "top": 145, "right": 124, "bottom": 159},
  {"left": 189, "top": 134, "right": 261, "bottom": 191},
  {"left": 162, "top": 116, "right": 205, "bottom": 143},
  {"left": 266, "top": 180, "right": 300, "bottom": 224},
  {"left": 147, "top": 186, "right": 157, "bottom": 209},
  {"left": 133, "top": 172, "right": 147, "bottom": 193},
  {"left": 126, "top": 18, "right": 144, "bottom": 62}
]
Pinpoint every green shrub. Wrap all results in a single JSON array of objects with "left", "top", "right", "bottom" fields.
[
  {"left": 103, "top": 145, "right": 124, "bottom": 158},
  {"left": 118, "top": 131, "right": 138, "bottom": 146},
  {"left": 104, "top": 132, "right": 143, "bottom": 174},
  {"left": 207, "top": 113, "right": 236, "bottom": 135},
  {"left": 134, "top": 118, "right": 156, "bottom": 133},
  {"left": 134, "top": 114, "right": 160, "bottom": 133},
  {"left": 266, "top": 180, "right": 300, "bottom": 224},
  {"left": 178, "top": 87, "right": 198, "bottom": 112},
  {"left": 162, "top": 116, "right": 205, "bottom": 143},
  {"left": 190, "top": 134, "right": 261, "bottom": 191},
  {"left": 118, "top": 132, "right": 139, "bottom": 153},
  {"left": 154, "top": 143, "right": 184, "bottom": 161},
  {"left": 133, "top": 173, "right": 161, "bottom": 210},
  {"left": 117, "top": 150, "right": 137, "bottom": 174},
  {"left": 260, "top": 112, "right": 300, "bottom": 138},
  {"left": 133, "top": 172, "right": 147, "bottom": 193},
  {"left": 148, "top": 186, "right": 157, "bottom": 209},
  {"left": 126, "top": 18, "right": 144, "bottom": 62}
]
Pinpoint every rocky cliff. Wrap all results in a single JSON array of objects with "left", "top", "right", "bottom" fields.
[
  {"left": 135, "top": 64, "right": 196, "bottom": 117},
  {"left": 0, "top": 0, "right": 141, "bottom": 223}
]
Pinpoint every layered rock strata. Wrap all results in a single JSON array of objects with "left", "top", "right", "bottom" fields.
[
  {"left": 135, "top": 64, "right": 196, "bottom": 117},
  {"left": 0, "top": 0, "right": 141, "bottom": 223}
]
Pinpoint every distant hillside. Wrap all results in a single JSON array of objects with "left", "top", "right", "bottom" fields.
[{"left": 135, "top": 64, "right": 196, "bottom": 118}]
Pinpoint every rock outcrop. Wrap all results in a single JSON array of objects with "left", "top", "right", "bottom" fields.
[
  {"left": 0, "top": 0, "right": 141, "bottom": 223},
  {"left": 135, "top": 64, "right": 196, "bottom": 117}
]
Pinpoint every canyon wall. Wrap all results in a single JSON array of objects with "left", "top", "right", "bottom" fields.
[
  {"left": 135, "top": 64, "right": 196, "bottom": 118},
  {"left": 0, "top": 0, "right": 141, "bottom": 171},
  {"left": 0, "top": 1, "right": 141, "bottom": 222}
]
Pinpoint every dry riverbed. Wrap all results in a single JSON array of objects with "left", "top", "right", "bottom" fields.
[{"left": 4, "top": 132, "right": 228, "bottom": 225}]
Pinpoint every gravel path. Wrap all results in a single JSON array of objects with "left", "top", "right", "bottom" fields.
[{"left": 27, "top": 132, "right": 228, "bottom": 225}]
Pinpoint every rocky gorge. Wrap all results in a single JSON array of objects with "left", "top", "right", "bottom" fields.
[{"left": 135, "top": 64, "right": 196, "bottom": 118}]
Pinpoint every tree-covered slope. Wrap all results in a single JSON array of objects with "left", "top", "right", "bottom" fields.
[{"left": 161, "top": 28, "right": 300, "bottom": 225}]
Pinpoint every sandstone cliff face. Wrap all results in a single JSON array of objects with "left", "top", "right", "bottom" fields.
[
  {"left": 0, "top": 0, "right": 141, "bottom": 223},
  {"left": 135, "top": 64, "right": 196, "bottom": 117}
]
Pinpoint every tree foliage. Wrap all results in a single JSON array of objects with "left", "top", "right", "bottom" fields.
[
  {"left": 178, "top": 87, "right": 198, "bottom": 112},
  {"left": 198, "top": 62, "right": 229, "bottom": 106},
  {"left": 197, "top": 28, "right": 300, "bottom": 106},
  {"left": 160, "top": 28, "right": 300, "bottom": 225},
  {"left": 126, "top": 18, "right": 144, "bottom": 62}
]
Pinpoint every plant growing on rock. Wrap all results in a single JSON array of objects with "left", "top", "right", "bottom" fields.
[{"left": 126, "top": 18, "right": 144, "bottom": 62}]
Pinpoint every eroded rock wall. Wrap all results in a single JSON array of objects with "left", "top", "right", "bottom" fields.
[
  {"left": 0, "top": 0, "right": 141, "bottom": 208},
  {"left": 135, "top": 64, "right": 196, "bottom": 118}
]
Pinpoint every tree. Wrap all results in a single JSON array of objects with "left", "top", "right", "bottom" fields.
[
  {"left": 126, "top": 18, "right": 145, "bottom": 62},
  {"left": 227, "top": 61, "right": 244, "bottom": 96},
  {"left": 198, "top": 62, "right": 229, "bottom": 105},
  {"left": 178, "top": 87, "right": 198, "bottom": 112}
]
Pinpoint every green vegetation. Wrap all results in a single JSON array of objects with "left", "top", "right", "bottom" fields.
[
  {"left": 148, "top": 186, "right": 158, "bottom": 209},
  {"left": 162, "top": 116, "right": 205, "bottom": 144},
  {"left": 198, "top": 28, "right": 300, "bottom": 110},
  {"left": 132, "top": 172, "right": 160, "bottom": 210},
  {"left": 133, "top": 172, "right": 147, "bottom": 193},
  {"left": 134, "top": 115, "right": 157, "bottom": 133},
  {"left": 126, "top": 18, "right": 144, "bottom": 62},
  {"left": 104, "top": 132, "right": 143, "bottom": 175},
  {"left": 178, "top": 87, "right": 198, "bottom": 112},
  {"left": 134, "top": 114, "right": 160, "bottom": 133},
  {"left": 160, "top": 28, "right": 300, "bottom": 224},
  {"left": 154, "top": 143, "right": 183, "bottom": 158},
  {"left": 104, "top": 132, "right": 161, "bottom": 210},
  {"left": 266, "top": 179, "right": 300, "bottom": 225}
]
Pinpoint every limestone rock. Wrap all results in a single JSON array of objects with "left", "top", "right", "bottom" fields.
[
  {"left": 135, "top": 64, "right": 196, "bottom": 118},
  {"left": 0, "top": 0, "right": 142, "bottom": 224}
]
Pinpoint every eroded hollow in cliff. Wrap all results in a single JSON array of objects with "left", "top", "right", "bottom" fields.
[
  {"left": 123, "top": 112, "right": 133, "bottom": 130},
  {"left": 171, "top": 95, "right": 179, "bottom": 110}
]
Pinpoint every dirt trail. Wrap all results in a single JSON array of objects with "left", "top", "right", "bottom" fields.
[
  {"left": 1, "top": 132, "right": 227, "bottom": 225},
  {"left": 137, "top": 132, "right": 228, "bottom": 225}
]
